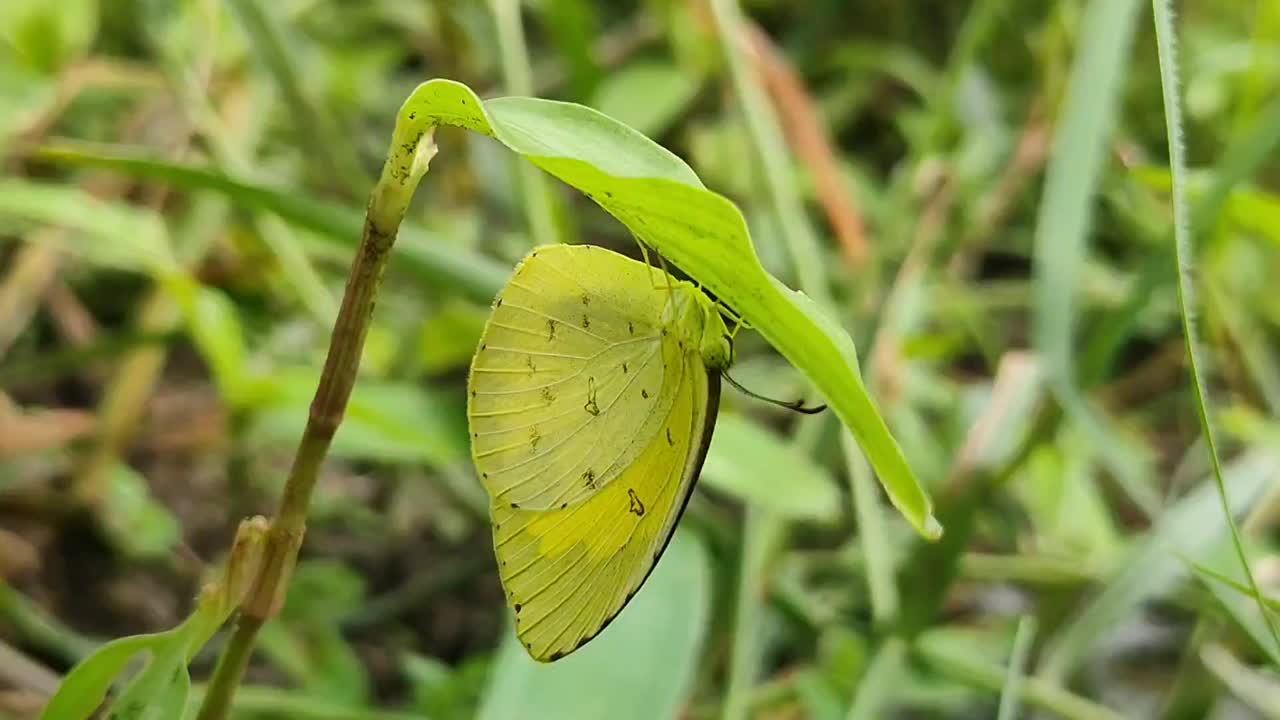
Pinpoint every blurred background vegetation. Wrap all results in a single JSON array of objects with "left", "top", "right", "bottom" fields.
[{"left": 2, "top": 0, "right": 1279, "bottom": 718}]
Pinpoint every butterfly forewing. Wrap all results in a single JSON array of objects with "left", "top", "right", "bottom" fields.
[{"left": 469, "top": 245, "right": 687, "bottom": 511}]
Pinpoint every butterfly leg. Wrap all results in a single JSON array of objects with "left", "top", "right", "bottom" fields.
[{"left": 717, "top": 303, "right": 752, "bottom": 338}]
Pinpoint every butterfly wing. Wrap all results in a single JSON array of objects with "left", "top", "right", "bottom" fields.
[
  {"left": 491, "top": 349, "right": 721, "bottom": 661},
  {"left": 468, "top": 245, "right": 686, "bottom": 511}
]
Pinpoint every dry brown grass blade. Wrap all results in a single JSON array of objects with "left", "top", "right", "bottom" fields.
[{"left": 739, "top": 22, "right": 870, "bottom": 267}]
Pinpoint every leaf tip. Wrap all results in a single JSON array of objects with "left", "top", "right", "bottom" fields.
[{"left": 921, "top": 514, "right": 944, "bottom": 541}]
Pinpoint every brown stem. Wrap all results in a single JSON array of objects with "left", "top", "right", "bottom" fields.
[{"left": 195, "top": 217, "right": 398, "bottom": 720}]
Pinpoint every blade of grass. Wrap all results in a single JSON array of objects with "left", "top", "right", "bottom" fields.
[
  {"left": 996, "top": 616, "right": 1036, "bottom": 720},
  {"left": 1150, "top": 0, "right": 1280, "bottom": 661},
  {"left": 722, "top": 506, "right": 782, "bottom": 720},
  {"left": 33, "top": 141, "right": 510, "bottom": 302},
  {"left": 1200, "top": 644, "right": 1280, "bottom": 719},
  {"left": 918, "top": 634, "right": 1126, "bottom": 720},
  {"left": 1040, "top": 449, "right": 1277, "bottom": 679},
  {"left": 844, "top": 638, "right": 905, "bottom": 720},
  {"left": 489, "top": 0, "right": 560, "bottom": 249},
  {"left": 1184, "top": 557, "right": 1280, "bottom": 668},
  {"left": 1030, "top": 0, "right": 1157, "bottom": 515}
]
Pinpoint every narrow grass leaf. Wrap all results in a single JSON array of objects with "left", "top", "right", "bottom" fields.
[
  {"left": 1200, "top": 644, "right": 1280, "bottom": 719},
  {"left": 0, "top": 178, "right": 175, "bottom": 274},
  {"left": 845, "top": 638, "right": 906, "bottom": 720},
  {"left": 1189, "top": 557, "right": 1280, "bottom": 668},
  {"left": 1030, "top": 0, "right": 1156, "bottom": 514},
  {"left": 918, "top": 630, "right": 1126, "bottom": 720},
  {"left": 33, "top": 142, "right": 511, "bottom": 302},
  {"left": 1040, "top": 450, "right": 1277, "bottom": 680},
  {"left": 1150, "top": 0, "right": 1280, "bottom": 661},
  {"left": 996, "top": 616, "right": 1036, "bottom": 720}
]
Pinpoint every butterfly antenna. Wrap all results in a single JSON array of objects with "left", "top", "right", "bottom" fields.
[
  {"left": 721, "top": 371, "right": 827, "bottom": 414},
  {"left": 635, "top": 235, "right": 658, "bottom": 289},
  {"left": 656, "top": 250, "right": 676, "bottom": 309}
]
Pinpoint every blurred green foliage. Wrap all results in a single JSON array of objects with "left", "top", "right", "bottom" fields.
[{"left": 3, "top": 0, "right": 1280, "bottom": 718}]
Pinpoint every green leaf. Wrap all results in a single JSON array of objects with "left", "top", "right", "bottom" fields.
[
  {"left": 107, "top": 628, "right": 193, "bottom": 720},
  {"left": 382, "top": 78, "right": 938, "bottom": 539},
  {"left": 478, "top": 531, "right": 710, "bottom": 720},
  {"left": 0, "top": 179, "right": 177, "bottom": 274},
  {"left": 702, "top": 412, "right": 840, "bottom": 522},
  {"left": 40, "top": 634, "right": 161, "bottom": 720}
]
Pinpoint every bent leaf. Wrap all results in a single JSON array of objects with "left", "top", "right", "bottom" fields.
[{"left": 383, "top": 78, "right": 938, "bottom": 539}]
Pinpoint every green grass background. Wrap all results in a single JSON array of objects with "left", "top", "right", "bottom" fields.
[{"left": 2, "top": 0, "right": 1279, "bottom": 718}]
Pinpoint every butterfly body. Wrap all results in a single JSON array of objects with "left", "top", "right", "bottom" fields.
[{"left": 467, "top": 244, "right": 730, "bottom": 661}]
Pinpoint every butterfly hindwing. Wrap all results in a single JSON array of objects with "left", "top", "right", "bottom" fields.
[{"left": 491, "top": 348, "right": 720, "bottom": 661}]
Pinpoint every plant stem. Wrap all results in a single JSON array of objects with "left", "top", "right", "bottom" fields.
[{"left": 195, "top": 113, "right": 438, "bottom": 720}]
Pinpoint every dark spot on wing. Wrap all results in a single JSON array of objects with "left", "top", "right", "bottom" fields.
[
  {"left": 584, "top": 377, "right": 601, "bottom": 416},
  {"left": 641, "top": 388, "right": 649, "bottom": 399},
  {"left": 581, "top": 294, "right": 590, "bottom": 306},
  {"left": 495, "top": 297, "right": 503, "bottom": 307},
  {"left": 581, "top": 314, "right": 591, "bottom": 329},
  {"left": 514, "top": 603, "right": 522, "bottom": 612},
  {"left": 540, "top": 386, "right": 556, "bottom": 404},
  {"left": 510, "top": 502, "right": 520, "bottom": 509},
  {"left": 560, "top": 502, "right": 567, "bottom": 509},
  {"left": 622, "top": 362, "right": 628, "bottom": 374},
  {"left": 627, "top": 488, "right": 645, "bottom": 517},
  {"left": 547, "top": 318, "right": 557, "bottom": 340},
  {"left": 628, "top": 321, "right": 634, "bottom": 335},
  {"left": 529, "top": 427, "right": 541, "bottom": 450},
  {"left": 666, "top": 428, "right": 674, "bottom": 446},
  {"left": 526, "top": 355, "right": 537, "bottom": 371},
  {"left": 583, "top": 469, "right": 596, "bottom": 489},
  {"left": 549, "top": 650, "right": 566, "bottom": 661}
]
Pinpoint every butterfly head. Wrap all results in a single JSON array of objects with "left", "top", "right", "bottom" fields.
[{"left": 696, "top": 296, "right": 734, "bottom": 371}]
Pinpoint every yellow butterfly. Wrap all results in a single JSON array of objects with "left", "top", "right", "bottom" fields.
[{"left": 467, "top": 243, "right": 733, "bottom": 661}]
